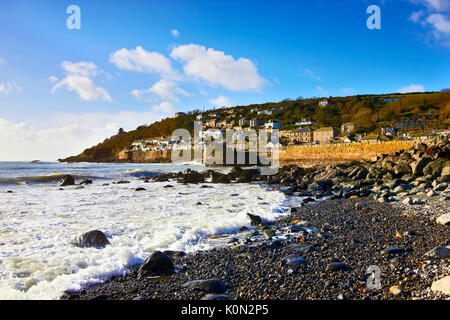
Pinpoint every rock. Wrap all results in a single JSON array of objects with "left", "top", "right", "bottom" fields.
[
  {"left": 269, "top": 239, "right": 282, "bottom": 249},
  {"left": 133, "top": 296, "right": 147, "bottom": 300},
  {"left": 326, "top": 262, "right": 351, "bottom": 272},
  {"left": 114, "top": 180, "right": 130, "bottom": 184},
  {"left": 424, "top": 247, "right": 450, "bottom": 259},
  {"left": 433, "top": 182, "right": 448, "bottom": 191},
  {"left": 177, "top": 170, "right": 205, "bottom": 184},
  {"left": 247, "top": 213, "right": 262, "bottom": 226},
  {"left": 163, "top": 185, "right": 174, "bottom": 188},
  {"left": 281, "top": 255, "right": 308, "bottom": 268},
  {"left": 436, "top": 213, "right": 450, "bottom": 225},
  {"left": 262, "top": 229, "right": 276, "bottom": 238},
  {"left": 410, "top": 157, "right": 432, "bottom": 176},
  {"left": 72, "top": 230, "right": 110, "bottom": 248},
  {"left": 431, "top": 276, "right": 450, "bottom": 295},
  {"left": 182, "top": 279, "right": 226, "bottom": 294},
  {"left": 137, "top": 251, "right": 175, "bottom": 279},
  {"left": 135, "top": 187, "right": 146, "bottom": 191},
  {"left": 389, "top": 285, "right": 402, "bottom": 296},
  {"left": 209, "top": 171, "right": 231, "bottom": 184},
  {"left": 59, "top": 175, "right": 75, "bottom": 186},
  {"left": 384, "top": 246, "right": 405, "bottom": 255},
  {"left": 80, "top": 179, "right": 93, "bottom": 185},
  {"left": 426, "top": 190, "right": 437, "bottom": 197},
  {"left": 423, "top": 158, "right": 449, "bottom": 178},
  {"left": 337, "top": 293, "right": 347, "bottom": 300}
]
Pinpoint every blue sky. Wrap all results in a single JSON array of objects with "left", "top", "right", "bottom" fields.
[{"left": 0, "top": 0, "right": 449, "bottom": 160}]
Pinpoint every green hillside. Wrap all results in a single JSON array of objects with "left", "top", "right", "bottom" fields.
[{"left": 60, "top": 91, "right": 450, "bottom": 162}]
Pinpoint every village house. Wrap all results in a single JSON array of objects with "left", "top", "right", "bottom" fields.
[
  {"left": 238, "top": 119, "right": 250, "bottom": 126},
  {"left": 295, "top": 119, "right": 316, "bottom": 126},
  {"left": 319, "top": 99, "right": 331, "bottom": 107},
  {"left": 313, "top": 127, "right": 339, "bottom": 144},
  {"left": 279, "top": 127, "right": 313, "bottom": 144},
  {"left": 258, "top": 109, "right": 273, "bottom": 115},
  {"left": 196, "top": 114, "right": 205, "bottom": 121},
  {"left": 250, "top": 119, "right": 264, "bottom": 127},
  {"left": 341, "top": 122, "right": 355, "bottom": 134},
  {"left": 205, "top": 119, "right": 217, "bottom": 127},
  {"left": 264, "top": 121, "right": 281, "bottom": 129}
]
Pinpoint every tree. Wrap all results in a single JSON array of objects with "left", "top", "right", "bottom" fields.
[{"left": 117, "top": 128, "right": 125, "bottom": 135}]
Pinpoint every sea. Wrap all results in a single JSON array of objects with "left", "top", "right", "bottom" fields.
[{"left": 0, "top": 161, "right": 291, "bottom": 299}]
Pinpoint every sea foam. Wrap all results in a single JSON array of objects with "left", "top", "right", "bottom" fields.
[{"left": 0, "top": 178, "right": 287, "bottom": 299}]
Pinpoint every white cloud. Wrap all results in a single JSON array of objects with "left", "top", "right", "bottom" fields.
[
  {"left": 170, "top": 44, "right": 266, "bottom": 91},
  {"left": 110, "top": 46, "right": 178, "bottom": 79},
  {"left": 171, "top": 29, "right": 180, "bottom": 37},
  {"left": 132, "top": 79, "right": 190, "bottom": 101},
  {"left": 303, "top": 69, "right": 322, "bottom": 81},
  {"left": 0, "top": 81, "right": 22, "bottom": 94},
  {"left": 210, "top": 95, "right": 232, "bottom": 107},
  {"left": 409, "top": 0, "right": 450, "bottom": 44},
  {"left": 51, "top": 61, "right": 112, "bottom": 101},
  {"left": 49, "top": 76, "right": 59, "bottom": 83},
  {"left": 0, "top": 57, "right": 5, "bottom": 65},
  {"left": 409, "top": 10, "right": 424, "bottom": 23},
  {"left": 397, "top": 83, "right": 425, "bottom": 93},
  {"left": 152, "top": 101, "right": 175, "bottom": 114},
  {"left": 426, "top": 13, "right": 450, "bottom": 33},
  {"left": 420, "top": 0, "right": 450, "bottom": 11},
  {"left": 0, "top": 110, "right": 163, "bottom": 161}
]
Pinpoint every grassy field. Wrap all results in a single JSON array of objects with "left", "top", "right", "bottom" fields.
[{"left": 279, "top": 141, "right": 417, "bottom": 162}]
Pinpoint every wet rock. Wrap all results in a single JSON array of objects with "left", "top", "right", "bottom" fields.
[
  {"left": 281, "top": 255, "right": 308, "bottom": 268},
  {"left": 209, "top": 171, "right": 231, "bottom": 184},
  {"left": 424, "top": 247, "right": 450, "bottom": 259},
  {"left": 135, "top": 187, "right": 146, "bottom": 191},
  {"left": 384, "top": 246, "right": 405, "bottom": 255},
  {"left": 137, "top": 251, "right": 175, "bottom": 279},
  {"left": 114, "top": 180, "right": 130, "bottom": 184},
  {"left": 59, "top": 175, "right": 75, "bottom": 186},
  {"left": 72, "top": 230, "right": 110, "bottom": 248},
  {"left": 80, "top": 179, "right": 93, "bottom": 185},
  {"left": 182, "top": 279, "right": 226, "bottom": 294},
  {"left": 247, "top": 213, "right": 262, "bottom": 226},
  {"left": 326, "top": 262, "right": 351, "bottom": 272},
  {"left": 163, "top": 185, "right": 174, "bottom": 188},
  {"left": 177, "top": 170, "right": 205, "bottom": 184}
]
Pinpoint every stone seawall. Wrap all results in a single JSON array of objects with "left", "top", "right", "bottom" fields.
[
  {"left": 118, "top": 150, "right": 172, "bottom": 163},
  {"left": 279, "top": 141, "right": 417, "bottom": 162}
]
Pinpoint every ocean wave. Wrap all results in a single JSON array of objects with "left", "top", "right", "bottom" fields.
[
  {"left": 123, "top": 169, "right": 159, "bottom": 178},
  {"left": 0, "top": 173, "right": 100, "bottom": 185}
]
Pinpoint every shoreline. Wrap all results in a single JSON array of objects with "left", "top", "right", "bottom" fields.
[{"left": 61, "top": 197, "right": 449, "bottom": 300}]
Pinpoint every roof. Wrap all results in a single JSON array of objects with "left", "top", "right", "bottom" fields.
[{"left": 315, "top": 127, "right": 335, "bottom": 132}]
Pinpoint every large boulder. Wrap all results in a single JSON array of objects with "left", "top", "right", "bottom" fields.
[
  {"left": 209, "top": 171, "right": 231, "bottom": 183},
  {"left": 59, "top": 175, "right": 75, "bottom": 186},
  {"left": 177, "top": 170, "right": 205, "bottom": 184},
  {"left": 72, "top": 230, "right": 110, "bottom": 248},
  {"left": 410, "top": 157, "right": 432, "bottom": 176},
  {"left": 247, "top": 213, "right": 262, "bottom": 226},
  {"left": 183, "top": 279, "right": 227, "bottom": 294},
  {"left": 423, "top": 158, "right": 449, "bottom": 178},
  {"left": 137, "top": 251, "right": 175, "bottom": 279}
]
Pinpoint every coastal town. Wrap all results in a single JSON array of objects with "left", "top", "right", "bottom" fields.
[{"left": 119, "top": 96, "right": 449, "bottom": 162}]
